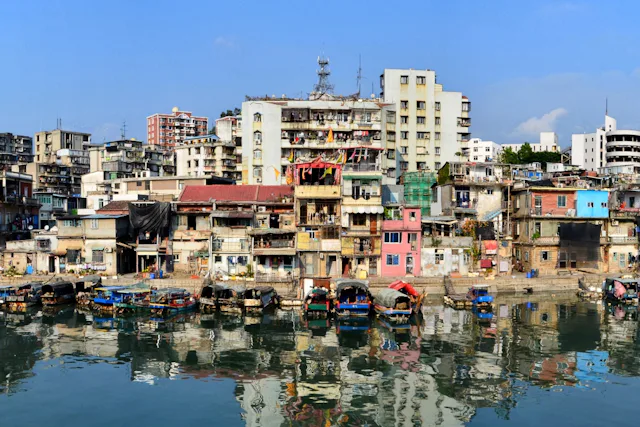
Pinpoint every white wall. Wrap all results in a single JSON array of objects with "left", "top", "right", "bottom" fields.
[
  {"left": 242, "top": 102, "right": 283, "bottom": 185},
  {"left": 469, "top": 138, "right": 502, "bottom": 162}
]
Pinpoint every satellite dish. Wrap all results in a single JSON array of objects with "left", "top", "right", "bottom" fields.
[
  {"left": 28, "top": 225, "right": 33, "bottom": 230},
  {"left": 44, "top": 225, "right": 50, "bottom": 231}
]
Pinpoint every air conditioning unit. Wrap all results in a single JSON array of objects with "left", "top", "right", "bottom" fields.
[
  {"left": 258, "top": 206, "right": 266, "bottom": 212},
  {"left": 256, "top": 178, "right": 262, "bottom": 183},
  {"left": 105, "top": 247, "right": 113, "bottom": 253},
  {"left": 612, "top": 220, "right": 619, "bottom": 226}
]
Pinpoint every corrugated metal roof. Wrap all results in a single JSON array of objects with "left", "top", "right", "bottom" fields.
[{"left": 179, "top": 185, "right": 293, "bottom": 203}]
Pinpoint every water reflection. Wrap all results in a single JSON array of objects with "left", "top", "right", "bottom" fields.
[{"left": 0, "top": 294, "right": 638, "bottom": 425}]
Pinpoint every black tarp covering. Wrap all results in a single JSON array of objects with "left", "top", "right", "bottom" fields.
[
  {"left": 129, "top": 202, "right": 170, "bottom": 234},
  {"left": 476, "top": 224, "right": 496, "bottom": 240},
  {"left": 559, "top": 222, "right": 601, "bottom": 267}
]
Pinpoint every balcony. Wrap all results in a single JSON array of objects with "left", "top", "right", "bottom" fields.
[
  {"left": 607, "top": 235, "right": 638, "bottom": 244},
  {"left": 341, "top": 237, "right": 381, "bottom": 256},
  {"left": 342, "top": 163, "right": 381, "bottom": 173},
  {"left": 295, "top": 185, "right": 341, "bottom": 199},
  {"left": 252, "top": 239, "right": 296, "bottom": 256}
]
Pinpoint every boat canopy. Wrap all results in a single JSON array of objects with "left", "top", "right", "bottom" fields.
[
  {"left": 116, "top": 283, "right": 150, "bottom": 294},
  {"left": 42, "top": 281, "right": 74, "bottom": 295},
  {"left": 376, "top": 288, "right": 411, "bottom": 308},
  {"left": 388, "top": 280, "right": 419, "bottom": 297},
  {"left": 606, "top": 277, "right": 640, "bottom": 286},
  {"left": 18, "top": 281, "right": 43, "bottom": 291},
  {"left": 200, "top": 283, "right": 227, "bottom": 298},
  {"left": 154, "top": 287, "right": 189, "bottom": 295},
  {"left": 336, "top": 279, "right": 369, "bottom": 293},
  {"left": 306, "top": 287, "right": 329, "bottom": 298}
]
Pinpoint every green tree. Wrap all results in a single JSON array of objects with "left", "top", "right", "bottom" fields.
[
  {"left": 499, "top": 147, "right": 519, "bottom": 164},
  {"left": 518, "top": 142, "right": 534, "bottom": 163}
]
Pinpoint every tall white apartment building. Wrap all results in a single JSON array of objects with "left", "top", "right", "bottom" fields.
[
  {"left": 468, "top": 138, "right": 502, "bottom": 162},
  {"left": 379, "top": 69, "right": 471, "bottom": 176},
  {"left": 571, "top": 115, "right": 617, "bottom": 171},
  {"left": 241, "top": 97, "right": 394, "bottom": 185},
  {"left": 502, "top": 132, "right": 560, "bottom": 153}
]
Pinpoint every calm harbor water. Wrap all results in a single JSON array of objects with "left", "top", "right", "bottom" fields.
[{"left": 0, "top": 295, "right": 638, "bottom": 426}]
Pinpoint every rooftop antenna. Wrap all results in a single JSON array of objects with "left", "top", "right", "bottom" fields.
[
  {"left": 356, "top": 54, "right": 362, "bottom": 97},
  {"left": 605, "top": 97, "right": 608, "bottom": 116},
  {"left": 121, "top": 120, "right": 127, "bottom": 139},
  {"left": 313, "top": 54, "right": 334, "bottom": 96}
]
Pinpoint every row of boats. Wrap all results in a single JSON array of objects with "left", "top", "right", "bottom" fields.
[{"left": 0, "top": 277, "right": 426, "bottom": 324}]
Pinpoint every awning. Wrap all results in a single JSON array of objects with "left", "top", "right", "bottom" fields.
[
  {"left": 342, "top": 206, "right": 384, "bottom": 214},
  {"left": 90, "top": 247, "right": 105, "bottom": 251},
  {"left": 52, "top": 240, "right": 82, "bottom": 256},
  {"left": 137, "top": 251, "right": 159, "bottom": 256}
]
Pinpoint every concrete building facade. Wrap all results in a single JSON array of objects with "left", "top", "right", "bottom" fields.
[
  {"left": 468, "top": 138, "right": 502, "bottom": 162},
  {"left": 502, "top": 132, "right": 560, "bottom": 154},
  {"left": 571, "top": 115, "right": 617, "bottom": 171},
  {"left": 147, "top": 107, "right": 208, "bottom": 147},
  {"left": 175, "top": 134, "right": 240, "bottom": 181},
  {"left": 379, "top": 68, "right": 471, "bottom": 176}
]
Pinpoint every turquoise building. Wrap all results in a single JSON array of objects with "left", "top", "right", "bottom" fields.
[{"left": 576, "top": 190, "right": 609, "bottom": 218}]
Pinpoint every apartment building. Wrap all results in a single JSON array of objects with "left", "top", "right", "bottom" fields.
[
  {"left": 241, "top": 97, "right": 394, "bottom": 185},
  {"left": 571, "top": 114, "right": 616, "bottom": 171},
  {"left": 215, "top": 115, "right": 243, "bottom": 182},
  {"left": 0, "top": 171, "right": 39, "bottom": 245},
  {"left": 502, "top": 132, "right": 560, "bottom": 153},
  {"left": 0, "top": 133, "right": 34, "bottom": 168},
  {"left": 175, "top": 134, "right": 240, "bottom": 181},
  {"left": 379, "top": 68, "right": 471, "bottom": 176},
  {"left": 147, "top": 107, "right": 208, "bottom": 147},
  {"left": 89, "top": 139, "right": 174, "bottom": 180},
  {"left": 468, "top": 138, "right": 502, "bottom": 162}
]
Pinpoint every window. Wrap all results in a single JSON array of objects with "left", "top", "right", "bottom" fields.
[
  {"left": 487, "top": 189, "right": 493, "bottom": 195},
  {"left": 435, "top": 132, "right": 441, "bottom": 140},
  {"left": 417, "top": 116, "right": 426, "bottom": 124},
  {"left": 194, "top": 159, "right": 199, "bottom": 167},
  {"left": 601, "top": 202, "right": 607, "bottom": 208},
  {"left": 435, "top": 117, "right": 441, "bottom": 125},
  {"left": 474, "top": 147, "right": 478, "bottom": 152},
  {"left": 435, "top": 162, "right": 441, "bottom": 170},
  {"left": 435, "top": 147, "right": 440, "bottom": 155},
  {"left": 384, "top": 232, "right": 401, "bottom": 243},
  {"left": 92, "top": 250, "right": 104, "bottom": 263},
  {"left": 462, "top": 102, "right": 470, "bottom": 112},
  {"left": 557, "top": 195, "right": 567, "bottom": 208},
  {"left": 473, "top": 156, "right": 478, "bottom": 161},
  {"left": 587, "top": 202, "right": 594, "bottom": 208},
  {"left": 53, "top": 197, "right": 63, "bottom": 208},
  {"left": 541, "top": 251, "right": 549, "bottom": 261},
  {"left": 400, "top": 100, "right": 408, "bottom": 109},
  {"left": 400, "top": 75, "right": 408, "bottom": 84},
  {"left": 254, "top": 149, "right": 262, "bottom": 159},
  {"left": 90, "top": 219, "right": 99, "bottom": 229},
  {"left": 435, "top": 251, "right": 445, "bottom": 263},
  {"left": 417, "top": 132, "right": 427, "bottom": 140},
  {"left": 173, "top": 254, "right": 180, "bottom": 263},
  {"left": 253, "top": 167, "right": 262, "bottom": 178},
  {"left": 187, "top": 160, "right": 191, "bottom": 168},
  {"left": 400, "top": 162, "right": 408, "bottom": 171},
  {"left": 416, "top": 76, "right": 426, "bottom": 85},
  {"left": 485, "top": 147, "right": 490, "bottom": 152},
  {"left": 435, "top": 102, "right": 441, "bottom": 111},
  {"left": 417, "top": 101, "right": 426, "bottom": 109},
  {"left": 352, "top": 214, "right": 367, "bottom": 227},
  {"left": 253, "top": 131, "right": 262, "bottom": 143},
  {"left": 401, "top": 116, "right": 409, "bottom": 124},
  {"left": 98, "top": 199, "right": 104, "bottom": 209},
  {"left": 524, "top": 251, "right": 529, "bottom": 262},
  {"left": 401, "top": 131, "right": 408, "bottom": 140},
  {"left": 409, "top": 212, "right": 416, "bottom": 221},
  {"left": 386, "top": 254, "right": 400, "bottom": 265},
  {"left": 253, "top": 113, "right": 261, "bottom": 122}
]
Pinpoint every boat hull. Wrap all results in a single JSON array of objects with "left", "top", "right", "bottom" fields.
[
  {"left": 374, "top": 304, "right": 411, "bottom": 323},
  {"left": 42, "top": 294, "right": 75, "bottom": 306},
  {"left": 335, "top": 303, "right": 371, "bottom": 318}
]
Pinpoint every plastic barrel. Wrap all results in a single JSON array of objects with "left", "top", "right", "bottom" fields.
[
  {"left": 159, "top": 270, "right": 163, "bottom": 279},
  {"left": 526, "top": 272, "right": 531, "bottom": 279},
  {"left": 150, "top": 273, "right": 156, "bottom": 280}
]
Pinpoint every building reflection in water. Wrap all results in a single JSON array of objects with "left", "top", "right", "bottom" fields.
[{"left": 2, "top": 294, "right": 639, "bottom": 425}]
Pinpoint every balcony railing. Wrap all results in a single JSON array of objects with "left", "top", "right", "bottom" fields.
[
  {"left": 254, "top": 240, "right": 295, "bottom": 249},
  {"left": 342, "top": 163, "right": 381, "bottom": 172}
]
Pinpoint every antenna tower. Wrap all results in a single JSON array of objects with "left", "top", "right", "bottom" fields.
[
  {"left": 356, "top": 54, "right": 362, "bottom": 97},
  {"left": 121, "top": 120, "right": 127, "bottom": 139},
  {"left": 313, "top": 55, "right": 334, "bottom": 95}
]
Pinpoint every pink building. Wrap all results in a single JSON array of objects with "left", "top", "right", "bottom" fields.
[{"left": 381, "top": 207, "right": 422, "bottom": 277}]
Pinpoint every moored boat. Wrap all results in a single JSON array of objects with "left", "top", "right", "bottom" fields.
[
  {"left": 113, "top": 283, "right": 151, "bottom": 315},
  {"left": 6, "top": 282, "right": 43, "bottom": 312},
  {"left": 304, "top": 287, "right": 332, "bottom": 318},
  {"left": 0, "top": 285, "right": 14, "bottom": 307},
  {"left": 216, "top": 285, "right": 245, "bottom": 314},
  {"left": 389, "top": 280, "right": 426, "bottom": 312},
  {"left": 74, "top": 275, "right": 102, "bottom": 307},
  {"left": 92, "top": 286, "right": 127, "bottom": 312},
  {"left": 147, "top": 288, "right": 197, "bottom": 317},
  {"left": 466, "top": 285, "right": 494, "bottom": 311},
  {"left": 334, "top": 279, "right": 372, "bottom": 318},
  {"left": 41, "top": 281, "right": 75, "bottom": 306},
  {"left": 243, "top": 286, "right": 278, "bottom": 314},
  {"left": 198, "top": 283, "right": 226, "bottom": 313},
  {"left": 603, "top": 277, "right": 640, "bottom": 305},
  {"left": 374, "top": 288, "right": 412, "bottom": 323}
]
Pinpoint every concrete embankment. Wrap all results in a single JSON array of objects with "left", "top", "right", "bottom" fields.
[{"left": 0, "top": 272, "right": 596, "bottom": 299}]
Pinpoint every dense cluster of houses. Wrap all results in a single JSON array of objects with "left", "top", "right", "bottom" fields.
[{"left": 4, "top": 158, "right": 638, "bottom": 284}]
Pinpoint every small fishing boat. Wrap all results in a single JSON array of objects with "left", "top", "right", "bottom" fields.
[
  {"left": 41, "top": 281, "right": 75, "bottom": 306},
  {"left": 388, "top": 280, "right": 426, "bottom": 312},
  {"left": 216, "top": 285, "right": 245, "bottom": 314},
  {"left": 334, "top": 279, "right": 372, "bottom": 318},
  {"left": 243, "top": 286, "right": 278, "bottom": 314},
  {"left": 6, "top": 282, "right": 43, "bottom": 312},
  {"left": 0, "top": 285, "right": 14, "bottom": 307},
  {"left": 113, "top": 284, "right": 151, "bottom": 315},
  {"left": 74, "top": 275, "right": 102, "bottom": 307},
  {"left": 466, "top": 285, "right": 493, "bottom": 311},
  {"left": 147, "top": 288, "right": 197, "bottom": 317},
  {"left": 304, "top": 287, "right": 332, "bottom": 318},
  {"left": 92, "top": 286, "right": 127, "bottom": 312},
  {"left": 603, "top": 277, "right": 640, "bottom": 305},
  {"left": 199, "top": 283, "right": 226, "bottom": 313},
  {"left": 374, "top": 288, "right": 412, "bottom": 323}
]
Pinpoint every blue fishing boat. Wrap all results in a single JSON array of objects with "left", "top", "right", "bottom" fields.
[
  {"left": 334, "top": 279, "right": 372, "bottom": 318},
  {"left": 146, "top": 288, "right": 197, "bottom": 317},
  {"left": 113, "top": 283, "right": 151, "bottom": 315},
  {"left": 0, "top": 285, "right": 14, "bottom": 307},
  {"left": 92, "top": 286, "right": 127, "bottom": 312},
  {"left": 374, "top": 288, "right": 412, "bottom": 323},
  {"left": 466, "top": 285, "right": 493, "bottom": 311}
]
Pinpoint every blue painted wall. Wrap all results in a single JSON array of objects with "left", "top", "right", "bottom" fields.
[{"left": 576, "top": 190, "right": 609, "bottom": 218}]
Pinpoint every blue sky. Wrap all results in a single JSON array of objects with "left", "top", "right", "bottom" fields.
[{"left": 2, "top": 0, "right": 640, "bottom": 147}]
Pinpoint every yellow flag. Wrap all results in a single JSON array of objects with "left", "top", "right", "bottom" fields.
[
  {"left": 288, "top": 149, "right": 294, "bottom": 162},
  {"left": 327, "top": 128, "right": 334, "bottom": 143},
  {"left": 321, "top": 167, "right": 332, "bottom": 179},
  {"left": 274, "top": 167, "right": 281, "bottom": 179}
]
